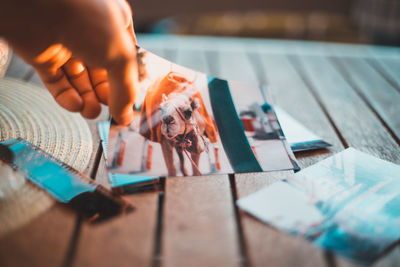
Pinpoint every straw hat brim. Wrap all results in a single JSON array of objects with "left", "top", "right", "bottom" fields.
[{"left": 0, "top": 78, "right": 93, "bottom": 237}]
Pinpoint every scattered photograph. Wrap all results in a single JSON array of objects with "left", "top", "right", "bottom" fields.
[
  {"left": 238, "top": 148, "right": 400, "bottom": 264},
  {"left": 274, "top": 107, "right": 332, "bottom": 152}
]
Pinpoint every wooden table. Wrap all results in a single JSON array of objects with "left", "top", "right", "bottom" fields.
[{"left": 1, "top": 34, "right": 400, "bottom": 267}]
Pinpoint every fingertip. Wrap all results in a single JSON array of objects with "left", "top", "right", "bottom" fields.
[
  {"left": 55, "top": 89, "right": 83, "bottom": 112},
  {"left": 112, "top": 108, "right": 133, "bottom": 126},
  {"left": 107, "top": 59, "right": 137, "bottom": 126},
  {"left": 94, "top": 81, "right": 110, "bottom": 105},
  {"left": 80, "top": 95, "right": 102, "bottom": 119}
]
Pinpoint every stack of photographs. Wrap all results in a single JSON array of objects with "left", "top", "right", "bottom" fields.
[{"left": 104, "top": 47, "right": 301, "bottom": 191}]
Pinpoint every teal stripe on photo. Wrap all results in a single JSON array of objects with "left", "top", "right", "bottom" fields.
[
  {"left": 109, "top": 173, "right": 158, "bottom": 188},
  {"left": 98, "top": 121, "right": 111, "bottom": 159},
  {"left": 207, "top": 77, "right": 262, "bottom": 173}
]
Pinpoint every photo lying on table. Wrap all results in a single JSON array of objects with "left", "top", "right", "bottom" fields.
[
  {"left": 106, "top": 47, "right": 298, "bottom": 184},
  {"left": 274, "top": 107, "right": 331, "bottom": 152},
  {"left": 237, "top": 148, "right": 400, "bottom": 264}
]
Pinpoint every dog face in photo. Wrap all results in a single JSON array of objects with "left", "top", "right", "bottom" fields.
[{"left": 159, "top": 92, "right": 199, "bottom": 139}]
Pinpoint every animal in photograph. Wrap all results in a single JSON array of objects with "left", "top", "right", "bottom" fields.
[{"left": 139, "top": 71, "right": 219, "bottom": 176}]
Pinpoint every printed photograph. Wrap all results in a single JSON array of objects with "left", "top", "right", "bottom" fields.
[{"left": 107, "top": 48, "right": 296, "bottom": 178}]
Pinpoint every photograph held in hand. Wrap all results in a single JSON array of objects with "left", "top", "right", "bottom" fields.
[{"left": 106, "top": 48, "right": 298, "bottom": 183}]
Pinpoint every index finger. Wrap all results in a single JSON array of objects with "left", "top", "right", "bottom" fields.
[
  {"left": 99, "top": 0, "right": 139, "bottom": 125},
  {"left": 107, "top": 47, "right": 139, "bottom": 126}
]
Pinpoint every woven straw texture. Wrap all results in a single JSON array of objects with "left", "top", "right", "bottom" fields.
[{"left": 0, "top": 77, "right": 93, "bottom": 237}]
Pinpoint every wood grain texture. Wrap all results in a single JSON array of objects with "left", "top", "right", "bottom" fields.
[
  {"left": 373, "top": 247, "right": 400, "bottom": 267},
  {"left": 229, "top": 51, "right": 341, "bottom": 267},
  {"left": 212, "top": 46, "right": 259, "bottom": 84},
  {"left": 174, "top": 48, "right": 210, "bottom": 75},
  {"left": 162, "top": 175, "right": 241, "bottom": 267},
  {"left": 0, "top": 206, "right": 77, "bottom": 267},
  {"left": 215, "top": 47, "right": 332, "bottom": 267},
  {"left": 332, "top": 57, "right": 400, "bottom": 141},
  {"left": 372, "top": 57, "right": 400, "bottom": 92},
  {"left": 254, "top": 52, "right": 344, "bottom": 167},
  {"left": 69, "top": 99, "right": 159, "bottom": 266},
  {"left": 160, "top": 47, "right": 241, "bottom": 267},
  {"left": 294, "top": 55, "right": 400, "bottom": 164},
  {"left": 72, "top": 192, "right": 159, "bottom": 267}
]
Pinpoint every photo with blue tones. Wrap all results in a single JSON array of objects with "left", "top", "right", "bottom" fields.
[{"left": 238, "top": 148, "right": 400, "bottom": 264}]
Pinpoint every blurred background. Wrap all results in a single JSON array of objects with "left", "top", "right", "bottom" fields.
[{"left": 130, "top": 0, "right": 400, "bottom": 46}]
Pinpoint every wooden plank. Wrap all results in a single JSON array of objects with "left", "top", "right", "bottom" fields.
[
  {"left": 136, "top": 34, "right": 399, "bottom": 58},
  {"left": 292, "top": 54, "right": 400, "bottom": 266},
  {"left": 161, "top": 45, "right": 241, "bottom": 266},
  {"left": 174, "top": 48, "right": 210, "bottom": 75},
  {"left": 369, "top": 57, "right": 400, "bottom": 92},
  {"left": 337, "top": 246, "right": 400, "bottom": 267},
  {"left": 367, "top": 46, "right": 400, "bottom": 59},
  {"left": 73, "top": 157, "right": 160, "bottom": 267},
  {"left": 0, "top": 206, "right": 77, "bottom": 267},
  {"left": 71, "top": 97, "right": 159, "bottom": 267},
  {"left": 156, "top": 46, "right": 241, "bottom": 267},
  {"left": 254, "top": 52, "right": 344, "bottom": 167},
  {"left": 293, "top": 55, "right": 400, "bottom": 164},
  {"left": 143, "top": 46, "right": 167, "bottom": 59},
  {"left": 235, "top": 171, "right": 328, "bottom": 267},
  {"left": 70, "top": 41, "right": 165, "bottom": 267},
  {"left": 331, "top": 56, "right": 400, "bottom": 142},
  {"left": 373, "top": 247, "right": 400, "bottom": 267},
  {"left": 213, "top": 44, "right": 332, "bottom": 266},
  {"left": 73, "top": 193, "right": 159, "bottom": 267},
  {"left": 162, "top": 175, "right": 241, "bottom": 267},
  {"left": 211, "top": 45, "right": 259, "bottom": 84}
]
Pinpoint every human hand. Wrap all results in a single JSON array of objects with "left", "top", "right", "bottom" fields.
[{"left": 0, "top": 0, "right": 138, "bottom": 125}]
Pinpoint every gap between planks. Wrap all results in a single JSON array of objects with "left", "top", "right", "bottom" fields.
[
  {"left": 329, "top": 56, "right": 400, "bottom": 147},
  {"left": 287, "top": 54, "right": 349, "bottom": 149},
  {"left": 365, "top": 58, "right": 400, "bottom": 94}
]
